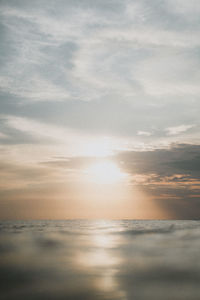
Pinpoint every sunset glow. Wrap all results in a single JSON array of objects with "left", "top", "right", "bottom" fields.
[
  {"left": 1, "top": 1, "right": 200, "bottom": 298},
  {"left": 85, "top": 161, "right": 127, "bottom": 184},
  {"left": 0, "top": 0, "right": 200, "bottom": 221}
]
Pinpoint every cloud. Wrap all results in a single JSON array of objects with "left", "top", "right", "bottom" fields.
[
  {"left": 137, "top": 131, "right": 152, "bottom": 136},
  {"left": 39, "top": 143, "right": 200, "bottom": 189},
  {"left": 0, "top": 131, "right": 7, "bottom": 139},
  {"left": 0, "top": 0, "right": 200, "bottom": 140},
  {"left": 116, "top": 143, "right": 200, "bottom": 218},
  {"left": 44, "top": 142, "right": 200, "bottom": 181},
  {"left": 165, "top": 124, "right": 195, "bottom": 136},
  {"left": 167, "top": 0, "right": 200, "bottom": 22},
  {"left": 0, "top": 75, "right": 70, "bottom": 102},
  {"left": 1, "top": 0, "right": 200, "bottom": 104},
  {"left": 117, "top": 143, "right": 200, "bottom": 177},
  {"left": 0, "top": 142, "right": 199, "bottom": 219},
  {"left": 0, "top": 1, "right": 200, "bottom": 219}
]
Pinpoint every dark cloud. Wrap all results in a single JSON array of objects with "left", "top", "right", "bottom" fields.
[
  {"left": 115, "top": 144, "right": 200, "bottom": 218},
  {"left": 0, "top": 0, "right": 200, "bottom": 220},
  {"left": 117, "top": 144, "right": 200, "bottom": 178},
  {"left": 40, "top": 143, "right": 200, "bottom": 182},
  {"left": 0, "top": 143, "right": 199, "bottom": 219},
  {"left": 43, "top": 144, "right": 200, "bottom": 218}
]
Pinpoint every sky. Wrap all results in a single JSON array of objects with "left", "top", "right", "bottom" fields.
[{"left": 0, "top": 0, "right": 200, "bottom": 219}]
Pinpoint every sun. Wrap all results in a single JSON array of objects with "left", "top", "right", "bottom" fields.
[{"left": 85, "top": 161, "right": 126, "bottom": 184}]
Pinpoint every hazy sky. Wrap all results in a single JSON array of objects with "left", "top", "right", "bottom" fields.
[{"left": 0, "top": 0, "right": 200, "bottom": 219}]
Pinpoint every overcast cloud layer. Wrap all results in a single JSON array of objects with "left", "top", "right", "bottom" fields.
[{"left": 0, "top": 0, "right": 200, "bottom": 219}]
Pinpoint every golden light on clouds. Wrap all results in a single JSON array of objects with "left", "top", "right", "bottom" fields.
[{"left": 1, "top": 0, "right": 200, "bottom": 221}]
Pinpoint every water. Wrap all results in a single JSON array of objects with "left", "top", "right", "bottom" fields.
[{"left": 0, "top": 220, "right": 200, "bottom": 299}]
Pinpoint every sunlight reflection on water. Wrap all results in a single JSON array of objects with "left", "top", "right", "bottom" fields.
[{"left": 0, "top": 220, "right": 200, "bottom": 299}]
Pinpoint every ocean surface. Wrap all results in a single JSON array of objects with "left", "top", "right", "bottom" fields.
[{"left": 0, "top": 220, "right": 200, "bottom": 300}]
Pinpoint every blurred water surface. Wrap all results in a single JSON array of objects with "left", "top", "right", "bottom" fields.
[{"left": 0, "top": 220, "right": 200, "bottom": 299}]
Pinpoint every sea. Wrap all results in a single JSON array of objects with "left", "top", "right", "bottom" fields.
[{"left": 0, "top": 220, "right": 200, "bottom": 300}]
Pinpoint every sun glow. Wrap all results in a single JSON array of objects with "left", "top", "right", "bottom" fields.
[{"left": 85, "top": 161, "right": 127, "bottom": 184}]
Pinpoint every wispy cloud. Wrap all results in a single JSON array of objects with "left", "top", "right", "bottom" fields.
[
  {"left": 165, "top": 124, "right": 195, "bottom": 136},
  {"left": 0, "top": 0, "right": 200, "bottom": 219},
  {"left": 0, "top": 0, "right": 200, "bottom": 104},
  {"left": 137, "top": 131, "right": 152, "bottom": 136}
]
